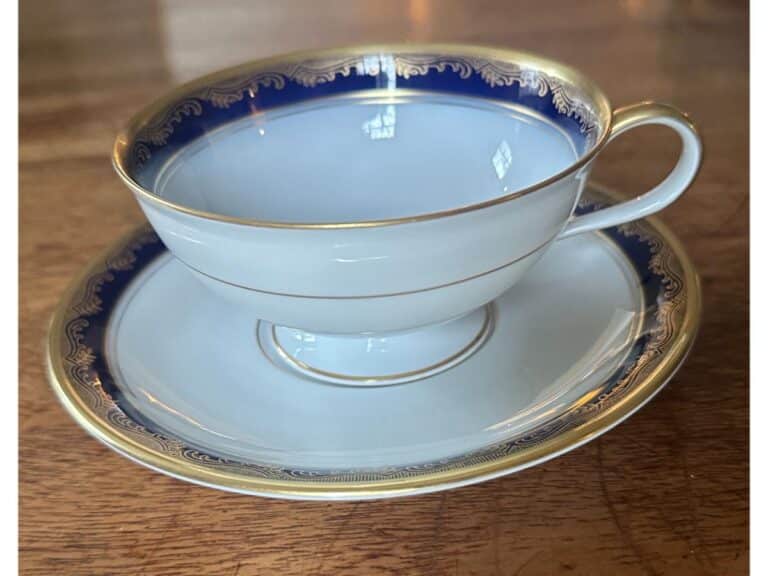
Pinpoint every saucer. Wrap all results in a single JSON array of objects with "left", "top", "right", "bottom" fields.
[{"left": 46, "top": 184, "right": 700, "bottom": 500}]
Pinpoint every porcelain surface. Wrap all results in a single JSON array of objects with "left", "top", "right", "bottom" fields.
[
  {"left": 155, "top": 94, "right": 579, "bottom": 222},
  {"left": 113, "top": 45, "right": 702, "bottom": 335},
  {"left": 260, "top": 304, "right": 493, "bottom": 385},
  {"left": 47, "top": 186, "right": 701, "bottom": 500}
]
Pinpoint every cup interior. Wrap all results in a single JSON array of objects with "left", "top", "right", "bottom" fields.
[{"left": 114, "top": 46, "right": 611, "bottom": 225}]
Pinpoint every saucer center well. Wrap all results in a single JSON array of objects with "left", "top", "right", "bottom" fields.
[{"left": 257, "top": 304, "right": 493, "bottom": 386}]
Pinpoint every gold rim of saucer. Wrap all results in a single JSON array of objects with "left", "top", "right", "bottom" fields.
[
  {"left": 45, "top": 184, "right": 702, "bottom": 499},
  {"left": 112, "top": 42, "right": 614, "bottom": 230}
]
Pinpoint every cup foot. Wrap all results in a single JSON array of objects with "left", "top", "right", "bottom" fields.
[{"left": 256, "top": 304, "right": 494, "bottom": 386}]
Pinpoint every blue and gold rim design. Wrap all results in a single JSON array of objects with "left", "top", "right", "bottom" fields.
[
  {"left": 45, "top": 186, "right": 701, "bottom": 499},
  {"left": 112, "top": 44, "right": 614, "bottom": 229}
]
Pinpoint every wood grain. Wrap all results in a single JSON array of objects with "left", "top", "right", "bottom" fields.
[{"left": 20, "top": 1, "right": 748, "bottom": 574}]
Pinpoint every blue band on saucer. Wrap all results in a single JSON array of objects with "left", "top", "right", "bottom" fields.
[{"left": 57, "top": 196, "right": 681, "bottom": 482}]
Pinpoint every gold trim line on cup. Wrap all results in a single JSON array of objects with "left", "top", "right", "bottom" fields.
[
  {"left": 266, "top": 304, "right": 494, "bottom": 384},
  {"left": 173, "top": 233, "right": 557, "bottom": 300},
  {"left": 45, "top": 184, "right": 702, "bottom": 498},
  {"left": 112, "top": 42, "right": 615, "bottom": 229}
]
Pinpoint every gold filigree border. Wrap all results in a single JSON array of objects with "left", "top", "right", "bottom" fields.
[{"left": 132, "top": 53, "right": 600, "bottom": 165}]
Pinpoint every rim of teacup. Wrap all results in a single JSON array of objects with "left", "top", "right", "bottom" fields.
[{"left": 112, "top": 43, "right": 614, "bottom": 229}]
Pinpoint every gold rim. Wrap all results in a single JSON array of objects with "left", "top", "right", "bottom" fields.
[
  {"left": 112, "top": 42, "right": 614, "bottom": 229},
  {"left": 265, "top": 304, "right": 493, "bottom": 384},
  {"left": 45, "top": 184, "right": 701, "bottom": 498},
  {"left": 176, "top": 234, "right": 556, "bottom": 299}
]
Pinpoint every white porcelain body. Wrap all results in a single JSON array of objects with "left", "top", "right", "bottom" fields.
[
  {"left": 136, "top": 170, "right": 586, "bottom": 333},
  {"left": 117, "top": 47, "right": 702, "bottom": 337}
]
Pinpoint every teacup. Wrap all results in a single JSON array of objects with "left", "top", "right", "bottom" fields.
[{"left": 113, "top": 44, "right": 701, "bottom": 385}]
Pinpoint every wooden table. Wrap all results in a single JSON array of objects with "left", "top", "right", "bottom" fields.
[{"left": 20, "top": 1, "right": 748, "bottom": 574}]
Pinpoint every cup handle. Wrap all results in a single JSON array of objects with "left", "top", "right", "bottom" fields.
[{"left": 558, "top": 101, "right": 702, "bottom": 239}]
